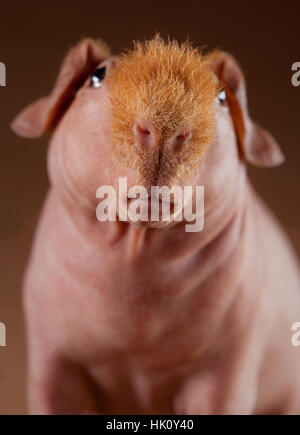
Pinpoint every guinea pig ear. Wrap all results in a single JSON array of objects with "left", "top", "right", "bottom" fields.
[
  {"left": 207, "top": 50, "right": 284, "bottom": 167},
  {"left": 11, "top": 38, "right": 110, "bottom": 139}
]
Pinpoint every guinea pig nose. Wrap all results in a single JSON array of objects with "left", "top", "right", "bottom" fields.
[
  {"left": 133, "top": 121, "right": 155, "bottom": 148},
  {"left": 171, "top": 130, "right": 192, "bottom": 151}
]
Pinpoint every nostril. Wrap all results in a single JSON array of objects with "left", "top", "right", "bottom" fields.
[
  {"left": 133, "top": 122, "right": 154, "bottom": 147},
  {"left": 172, "top": 131, "right": 192, "bottom": 151},
  {"left": 136, "top": 125, "right": 151, "bottom": 136}
]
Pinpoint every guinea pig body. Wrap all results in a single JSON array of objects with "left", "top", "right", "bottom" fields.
[{"left": 12, "top": 37, "right": 300, "bottom": 414}]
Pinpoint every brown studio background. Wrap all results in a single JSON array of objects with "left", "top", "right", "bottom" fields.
[{"left": 0, "top": 0, "right": 299, "bottom": 414}]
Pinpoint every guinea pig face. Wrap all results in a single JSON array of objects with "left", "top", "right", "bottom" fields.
[
  {"left": 12, "top": 37, "right": 283, "bottom": 220},
  {"left": 47, "top": 38, "right": 243, "bottom": 221},
  {"left": 49, "top": 38, "right": 240, "bottom": 221}
]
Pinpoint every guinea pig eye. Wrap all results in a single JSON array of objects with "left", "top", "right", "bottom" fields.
[
  {"left": 90, "top": 66, "right": 106, "bottom": 88},
  {"left": 218, "top": 89, "right": 226, "bottom": 104}
]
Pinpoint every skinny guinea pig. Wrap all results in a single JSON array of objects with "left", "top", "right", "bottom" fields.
[{"left": 11, "top": 36, "right": 300, "bottom": 414}]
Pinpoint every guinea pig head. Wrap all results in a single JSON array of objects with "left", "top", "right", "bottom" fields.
[{"left": 11, "top": 36, "right": 284, "bottom": 222}]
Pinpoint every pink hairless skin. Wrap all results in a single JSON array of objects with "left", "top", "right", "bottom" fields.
[{"left": 11, "top": 37, "right": 300, "bottom": 414}]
